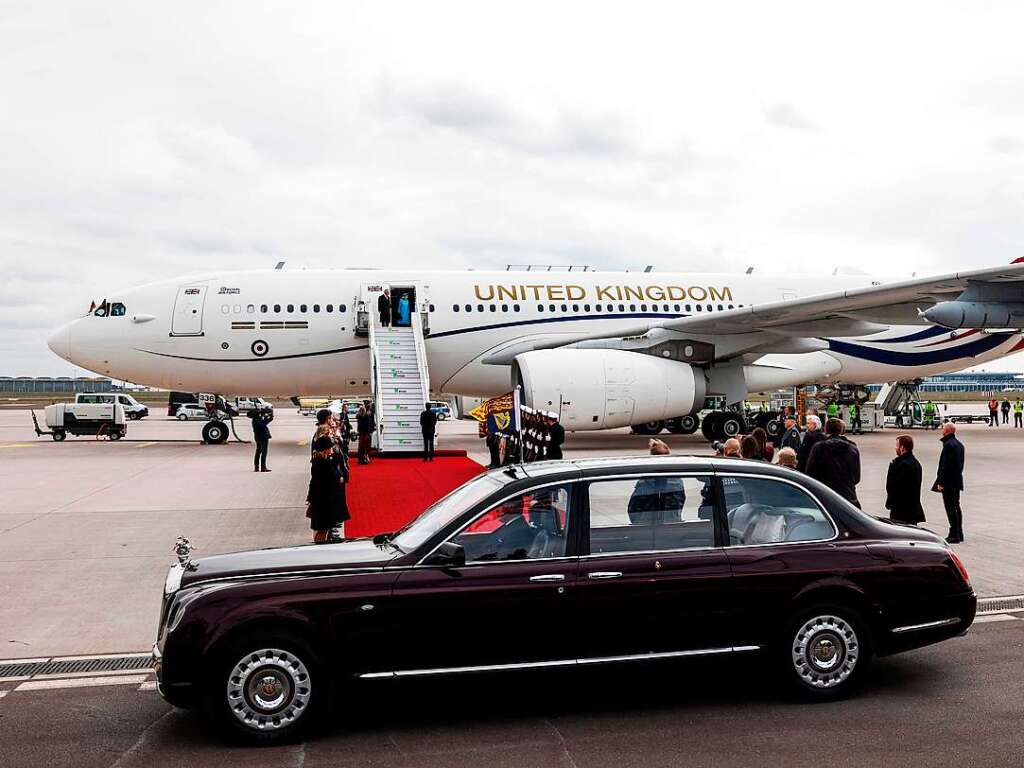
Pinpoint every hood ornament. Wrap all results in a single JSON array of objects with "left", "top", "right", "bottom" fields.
[{"left": 173, "top": 536, "right": 198, "bottom": 570}]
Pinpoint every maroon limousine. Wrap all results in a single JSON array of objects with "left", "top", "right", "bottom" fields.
[{"left": 153, "top": 457, "right": 975, "bottom": 743}]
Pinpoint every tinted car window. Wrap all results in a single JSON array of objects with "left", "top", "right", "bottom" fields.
[
  {"left": 395, "top": 474, "right": 507, "bottom": 552},
  {"left": 587, "top": 476, "right": 715, "bottom": 554},
  {"left": 452, "top": 486, "right": 571, "bottom": 562},
  {"left": 722, "top": 476, "right": 835, "bottom": 546}
]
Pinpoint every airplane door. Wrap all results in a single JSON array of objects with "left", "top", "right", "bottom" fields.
[{"left": 171, "top": 286, "right": 207, "bottom": 336}]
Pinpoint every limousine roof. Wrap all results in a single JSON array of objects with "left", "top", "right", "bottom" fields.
[{"left": 510, "top": 455, "right": 793, "bottom": 479}]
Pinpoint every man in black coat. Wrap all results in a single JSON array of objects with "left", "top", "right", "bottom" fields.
[
  {"left": 933, "top": 422, "right": 966, "bottom": 542},
  {"left": 805, "top": 417, "right": 861, "bottom": 507},
  {"left": 780, "top": 415, "right": 802, "bottom": 452},
  {"left": 249, "top": 406, "right": 274, "bottom": 472},
  {"left": 797, "top": 415, "right": 826, "bottom": 473},
  {"left": 377, "top": 289, "right": 391, "bottom": 327},
  {"left": 885, "top": 434, "right": 924, "bottom": 524},
  {"left": 419, "top": 403, "right": 438, "bottom": 461},
  {"left": 546, "top": 414, "right": 565, "bottom": 460}
]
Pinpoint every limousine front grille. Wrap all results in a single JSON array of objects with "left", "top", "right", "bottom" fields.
[{"left": 0, "top": 654, "right": 153, "bottom": 680}]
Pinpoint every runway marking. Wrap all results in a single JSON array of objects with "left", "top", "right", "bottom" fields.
[
  {"left": 17, "top": 674, "right": 148, "bottom": 691},
  {"left": 0, "top": 443, "right": 36, "bottom": 449},
  {"left": 134, "top": 442, "right": 157, "bottom": 449}
]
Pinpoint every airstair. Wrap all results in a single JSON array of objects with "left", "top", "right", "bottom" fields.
[{"left": 369, "top": 304, "right": 431, "bottom": 453}]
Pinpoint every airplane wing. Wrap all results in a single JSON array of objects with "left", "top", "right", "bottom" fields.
[
  {"left": 658, "top": 262, "right": 1024, "bottom": 336},
  {"left": 480, "top": 262, "right": 1024, "bottom": 364}
]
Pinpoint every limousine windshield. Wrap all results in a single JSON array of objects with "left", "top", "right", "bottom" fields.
[{"left": 392, "top": 472, "right": 508, "bottom": 550}]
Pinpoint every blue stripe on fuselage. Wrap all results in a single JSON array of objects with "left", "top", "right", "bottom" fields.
[{"left": 826, "top": 333, "right": 1010, "bottom": 366}]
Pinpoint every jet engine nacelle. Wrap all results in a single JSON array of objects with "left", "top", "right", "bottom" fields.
[
  {"left": 924, "top": 301, "right": 1024, "bottom": 330},
  {"left": 513, "top": 349, "right": 706, "bottom": 430}
]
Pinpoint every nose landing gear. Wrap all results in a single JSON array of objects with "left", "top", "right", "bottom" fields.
[{"left": 202, "top": 420, "right": 229, "bottom": 445}]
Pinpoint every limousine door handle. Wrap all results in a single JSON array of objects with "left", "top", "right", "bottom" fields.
[
  {"left": 587, "top": 571, "right": 623, "bottom": 580},
  {"left": 529, "top": 574, "right": 566, "bottom": 583}
]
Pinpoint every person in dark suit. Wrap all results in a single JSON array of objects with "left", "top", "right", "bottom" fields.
[
  {"left": 377, "top": 289, "right": 391, "bottom": 327},
  {"left": 797, "top": 415, "right": 825, "bottom": 473},
  {"left": 420, "top": 403, "right": 438, "bottom": 461},
  {"left": 546, "top": 414, "right": 565, "bottom": 460},
  {"left": 485, "top": 429, "right": 501, "bottom": 468},
  {"left": 780, "top": 415, "right": 802, "bottom": 452},
  {"left": 934, "top": 422, "right": 966, "bottom": 542},
  {"left": 249, "top": 406, "right": 273, "bottom": 472},
  {"left": 885, "top": 434, "right": 924, "bottom": 524},
  {"left": 806, "top": 417, "right": 861, "bottom": 507}
]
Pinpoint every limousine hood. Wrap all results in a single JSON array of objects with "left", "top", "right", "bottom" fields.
[{"left": 180, "top": 538, "right": 396, "bottom": 586}]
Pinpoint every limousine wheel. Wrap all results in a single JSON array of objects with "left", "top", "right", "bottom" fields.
[
  {"left": 786, "top": 606, "right": 869, "bottom": 699},
  {"left": 209, "top": 635, "right": 320, "bottom": 744}
]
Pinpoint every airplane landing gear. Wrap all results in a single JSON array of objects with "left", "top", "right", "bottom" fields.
[
  {"left": 202, "top": 420, "right": 229, "bottom": 445},
  {"left": 666, "top": 415, "right": 700, "bottom": 435},
  {"left": 630, "top": 420, "right": 665, "bottom": 435},
  {"left": 700, "top": 410, "right": 747, "bottom": 442}
]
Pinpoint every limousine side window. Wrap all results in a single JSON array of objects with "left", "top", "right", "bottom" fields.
[
  {"left": 722, "top": 476, "right": 835, "bottom": 546},
  {"left": 451, "top": 486, "right": 571, "bottom": 562},
  {"left": 587, "top": 476, "right": 715, "bottom": 554}
]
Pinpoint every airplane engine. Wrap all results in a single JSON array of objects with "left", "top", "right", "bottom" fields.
[{"left": 513, "top": 349, "right": 706, "bottom": 430}]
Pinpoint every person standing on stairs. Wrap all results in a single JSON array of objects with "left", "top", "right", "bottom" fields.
[
  {"left": 420, "top": 403, "right": 438, "bottom": 461},
  {"left": 377, "top": 289, "right": 391, "bottom": 327},
  {"left": 398, "top": 293, "right": 411, "bottom": 326}
]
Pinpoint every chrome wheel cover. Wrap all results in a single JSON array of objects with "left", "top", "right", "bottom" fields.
[
  {"left": 791, "top": 615, "right": 859, "bottom": 689},
  {"left": 226, "top": 648, "right": 311, "bottom": 731}
]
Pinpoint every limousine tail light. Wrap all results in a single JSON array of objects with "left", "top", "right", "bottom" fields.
[{"left": 947, "top": 549, "right": 971, "bottom": 587}]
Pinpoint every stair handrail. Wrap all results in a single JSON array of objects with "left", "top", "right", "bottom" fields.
[
  {"left": 368, "top": 308, "right": 384, "bottom": 448},
  {"left": 411, "top": 305, "right": 432, "bottom": 407}
]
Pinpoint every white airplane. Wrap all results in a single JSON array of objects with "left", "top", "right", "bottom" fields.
[{"left": 47, "top": 262, "right": 1024, "bottom": 443}]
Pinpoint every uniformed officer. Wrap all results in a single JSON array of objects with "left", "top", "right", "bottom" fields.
[{"left": 250, "top": 406, "right": 273, "bottom": 472}]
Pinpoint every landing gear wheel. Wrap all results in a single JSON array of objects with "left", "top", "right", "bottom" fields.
[
  {"left": 701, "top": 411, "right": 723, "bottom": 441},
  {"left": 754, "top": 412, "right": 773, "bottom": 430},
  {"left": 208, "top": 634, "right": 321, "bottom": 745},
  {"left": 783, "top": 605, "right": 870, "bottom": 701},
  {"left": 52, "top": 430, "right": 66, "bottom": 442},
  {"left": 720, "top": 413, "right": 744, "bottom": 439},
  {"left": 631, "top": 420, "right": 665, "bottom": 436},
  {"left": 765, "top": 418, "right": 782, "bottom": 440},
  {"left": 677, "top": 414, "right": 700, "bottom": 435},
  {"left": 203, "top": 420, "right": 229, "bottom": 445}
]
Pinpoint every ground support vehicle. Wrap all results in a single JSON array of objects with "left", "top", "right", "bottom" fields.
[{"left": 32, "top": 401, "right": 127, "bottom": 441}]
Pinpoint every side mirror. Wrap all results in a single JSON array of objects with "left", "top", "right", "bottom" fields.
[{"left": 426, "top": 541, "right": 466, "bottom": 568}]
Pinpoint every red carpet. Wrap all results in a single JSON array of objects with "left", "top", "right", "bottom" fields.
[{"left": 344, "top": 456, "right": 486, "bottom": 537}]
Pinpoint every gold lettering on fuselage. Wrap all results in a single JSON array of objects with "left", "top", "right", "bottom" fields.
[{"left": 471, "top": 283, "right": 735, "bottom": 305}]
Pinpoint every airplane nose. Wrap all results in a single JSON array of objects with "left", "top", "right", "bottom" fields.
[{"left": 47, "top": 322, "right": 72, "bottom": 362}]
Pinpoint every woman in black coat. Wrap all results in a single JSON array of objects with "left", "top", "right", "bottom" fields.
[
  {"left": 885, "top": 434, "right": 925, "bottom": 524},
  {"left": 307, "top": 414, "right": 350, "bottom": 543}
]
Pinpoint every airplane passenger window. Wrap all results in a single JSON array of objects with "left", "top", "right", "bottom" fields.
[
  {"left": 453, "top": 304, "right": 459, "bottom": 312},
  {"left": 663, "top": 304, "right": 670, "bottom": 312},
  {"left": 629, "top": 304, "right": 636, "bottom": 312},
  {"left": 477, "top": 304, "right": 484, "bottom": 312},
  {"left": 93, "top": 305, "right": 107, "bottom": 317},
  {"left": 110, "top": 303, "right": 126, "bottom": 317},
  {"left": 247, "top": 304, "right": 255, "bottom": 313},
  {"left": 501, "top": 304, "right": 508, "bottom": 312},
  {"left": 561, "top": 304, "right": 567, "bottom": 312},
  {"left": 233, "top": 305, "right": 241, "bottom": 314},
  {"left": 538, "top": 304, "right": 544, "bottom": 312},
  {"left": 706, "top": 304, "right": 712, "bottom": 312},
  {"left": 696, "top": 305, "right": 702, "bottom": 312},
  {"left": 618, "top": 304, "right": 625, "bottom": 311},
  {"left": 513, "top": 304, "right": 520, "bottom": 312},
  {"left": 549, "top": 304, "right": 556, "bottom": 312},
  {"left": 572, "top": 304, "right": 579, "bottom": 312},
  {"left": 465, "top": 304, "right": 472, "bottom": 312},
  {"left": 326, "top": 304, "right": 333, "bottom": 312},
  {"left": 286, "top": 304, "right": 294, "bottom": 313},
  {"left": 489, "top": 304, "right": 496, "bottom": 312},
  {"left": 640, "top": 304, "right": 647, "bottom": 312},
  {"left": 340, "top": 304, "right": 347, "bottom": 312},
  {"left": 313, "top": 304, "right": 320, "bottom": 313},
  {"left": 728, "top": 304, "right": 734, "bottom": 309},
  {"left": 685, "top": 304, "right": 691, "bottom": 312},
  {"left": 717, "top": 304, "right": 723, "bottom": 311},
  {"left": 300, "top": 304, "right": 307, "bottom": 313},
  {"left": 221, "top": 305, "right": 229, "bottom": 314},
  {"left": 595, "top": 304, "right": 602, "bottom": 312},
  {"left": 674, "top": 304, "right": 680, "bottom": 311},
  {"left": 429, "top": 304, "right": 435, "bottom": 312},
  {"left": 584, "top": 304, "right": 590, "bottom": 311},
  {"left": 274, "top": 304, "right": 281, "bottom": 313}
]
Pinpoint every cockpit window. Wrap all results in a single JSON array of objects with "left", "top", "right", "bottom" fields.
[{"left": 110, "top": 303, "right": 126, "bottom": 317}]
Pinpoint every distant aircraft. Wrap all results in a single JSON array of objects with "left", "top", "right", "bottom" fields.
[{"left": 48, "top": 262, "right": 1024, "bottom": 443}]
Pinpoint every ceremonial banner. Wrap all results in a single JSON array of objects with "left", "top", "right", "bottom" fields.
[{"left": 479, "top": 392, "right": 518, "bottom": 436}]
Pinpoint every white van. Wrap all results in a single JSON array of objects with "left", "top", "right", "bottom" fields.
[{"left": 75, "top": 392, "right": 149, "bottom": 420}]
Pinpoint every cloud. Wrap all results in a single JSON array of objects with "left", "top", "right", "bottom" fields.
[{"left": 762, "top": 103, "right": 820, "bottom": 132}]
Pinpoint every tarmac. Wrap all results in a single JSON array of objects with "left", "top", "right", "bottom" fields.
[{"left": 0, "top": 404, "right": 1022, "bottom": 661}]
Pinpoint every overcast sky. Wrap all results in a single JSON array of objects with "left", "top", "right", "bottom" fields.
[{"left": 5, "top": 1, "right": 1024, "bottom": 375}]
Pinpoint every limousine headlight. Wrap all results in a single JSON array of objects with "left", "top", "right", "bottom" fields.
[{"left": 164, "top": 563, "right": 185, "bottom": 596}]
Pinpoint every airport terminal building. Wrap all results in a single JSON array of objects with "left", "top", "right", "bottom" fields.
[{"left": 0, "top": 376, "right": 114, "bottom": 394}]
